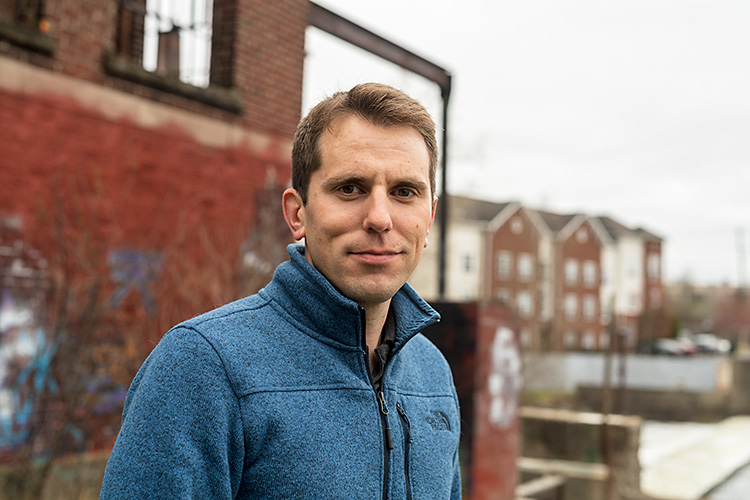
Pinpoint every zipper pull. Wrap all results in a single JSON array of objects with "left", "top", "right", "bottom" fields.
[
  {"left": 377, "top": 390, "right": 389, "bottom": 415},
  {"left": 397, "top": 403, "right": 411, "bottom": 428},
  {"left": 386, "top": 427, "right": 394, "bottom": 450}
]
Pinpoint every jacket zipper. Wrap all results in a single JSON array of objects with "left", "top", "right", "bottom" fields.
[
  {"left": 396, "top": 403, "right": 413, "bottom": 500},
  {"left": 361, "top": 308, "right": 392, "bottom": 500}
]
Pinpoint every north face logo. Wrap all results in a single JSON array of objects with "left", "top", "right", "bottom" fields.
[{"left": 426, "top": 411, "right": 451, "bottom": 431}]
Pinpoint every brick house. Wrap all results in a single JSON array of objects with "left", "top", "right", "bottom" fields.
[
  {"left": 591, "top": 216, "right": 667, "bottom": 348},
  {"left": 486, "top": 203, "right": 547, "bottom": 350},
  {"left": 412, "top": 196, "right": 666, "bottom": 352},
  {"left": 537, "top": 212, "right": 605, "bottom": 351},
  {"left": 0, "top": 0, "right": 307, "bottom": 459}
]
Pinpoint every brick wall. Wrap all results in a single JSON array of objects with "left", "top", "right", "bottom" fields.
[
  {"left": 426, "top": 302, "right": 521, "bottom": 500},
  {"left": 0, "top": 0, "right": 306, "bottom": 468},
  {"left": 555, "top": 220, "right": 604, "bottom": 350},
  {"left": 0, "top": 0, "right": 307, "bottom": 135}
]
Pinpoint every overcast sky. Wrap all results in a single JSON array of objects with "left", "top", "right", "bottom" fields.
[{"left": 302, "top": 0, "right": 750, "bottom": 286}]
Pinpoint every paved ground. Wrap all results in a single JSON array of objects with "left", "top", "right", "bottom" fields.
[
  {"left": 639, "top": 417, "right": 750, "bottom": 500},
  {"left": 707, "top": 462, "right": 750, "bottom": 500}
]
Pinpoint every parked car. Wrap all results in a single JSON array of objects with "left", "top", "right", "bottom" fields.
[
  {"left": 692, "top": 333, "right": 732, "bottom": 354},
  {"left": 649, "top": 338, "right": 697, "bottom": 356}
]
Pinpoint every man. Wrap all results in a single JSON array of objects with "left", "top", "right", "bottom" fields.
[{"left": 99, "top": 83, "right": 461, "bottom": 499}]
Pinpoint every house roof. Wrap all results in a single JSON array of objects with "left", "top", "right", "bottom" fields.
[
  {"left": 534, "top": 210, "right": 578, "bottom": 233},
  {"left": 594, "top": 215, "right": 663, "bottom": 242},
  {"left": 449, "top": 195, "right": 511, "bottom": 223},
  {"left": 445, "top": 196, "right": 663, "bottom": 244}
]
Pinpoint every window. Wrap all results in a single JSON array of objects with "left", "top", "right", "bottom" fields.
[
  {"left": 583, "top": 260, "right": 597, "bottom": 287},
  {"left": 461, "top": 253, "right": 474, "bottom": 273},
  {"left": 517, "top": 291, "right": 533, "bottom": 318},
  {"left": 0, "top": 0, "right": 55, "bottom": 54},
  {"left": 564, "top": 294, "right": 578, "bottom": 319},
  {"left": 627, "top": 260, "right": 637, "bottom": 278},
  {"left": 110, "top": 0, "right": 241, "bottom": 111},
  {"left": 564, "top": 259, "right": 579, "bottom": 285},
  {"left": 517, "top": 253, "right": 534, "bottom": 281},
  {"left": 496, "top": 251, "right": 512, "bottom": 280},
  {"left": 510, "top": 217, "right": 524, "bottom": 234},
  {"left": 583, "top": 295, "right": 597, "bottom": 321},
  {"left": 15, "top": 0, "right": 43, "bottom": 29},
  {"left": 648, "top": 254, "right": 661, "bottom": 282},
  {"left": 123, "top": 0, "right": 214, "bottom": 87},
  {"left": 629, "top": 293, "right": 640, "bottom": 310},
  {"left": 495, "top": 288, "right": 512, "bottom": 305}
]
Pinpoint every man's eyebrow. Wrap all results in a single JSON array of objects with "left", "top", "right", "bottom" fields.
[
  {"left": 321, "top": 174, "right": 429, "bottom": 193},
  {"left": 321, "top": 175, "right": 367, "bottom": 190},
  {"left": 396, "top": 178, "right": 430, "bottom": 192}
]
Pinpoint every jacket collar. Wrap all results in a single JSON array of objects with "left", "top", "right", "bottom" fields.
[{"left": 260, "top": 244, "right": 440, "bottom": 350}]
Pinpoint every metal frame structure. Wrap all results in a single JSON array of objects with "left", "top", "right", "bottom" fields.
[{"left": 308, "top": 2, "right": 452, "bottom": 298}]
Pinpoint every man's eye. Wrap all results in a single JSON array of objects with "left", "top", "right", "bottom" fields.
[
  {"left": 338, "top": 185, "right": 360, "bottom": 195},
  {"left": 395, "top": 188, "right": 416, "bottom": 198}
]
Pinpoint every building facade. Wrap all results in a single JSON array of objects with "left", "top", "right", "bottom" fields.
[
  {"left": 412, "top": 195, "right": 665, "bottom": 353},
  {"left": 0, "top": 0, "right": 307, "bottom": 461}
]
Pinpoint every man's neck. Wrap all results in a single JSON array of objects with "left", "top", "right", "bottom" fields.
[{"left": 363, "top": 300, "right": 391, "bottom": 371}]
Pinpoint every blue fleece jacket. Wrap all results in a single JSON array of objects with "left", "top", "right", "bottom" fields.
[{"left": 99, "top": 244, "right": 461, "bottom": 499}]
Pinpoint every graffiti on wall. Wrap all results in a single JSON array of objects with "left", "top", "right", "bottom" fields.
[
  {"left": 487, "top": 326, "right": 523, "bottom": 429},
  {"left": 0, "top": 217, "right": 55, "bottom": 451},
  {"left": 108, "top": 249, "right": 164, "bottom": 315},
  {"left": 0, "top": 219, "right": 166, "bottom": 457}
]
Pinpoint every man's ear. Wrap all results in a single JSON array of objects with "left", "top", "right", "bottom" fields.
[
  {"left": 282, "top": 188, "right": 307, "bottom": 241},
  {"left": 424, "top": 197, "right": 438, "bottom": 248}
]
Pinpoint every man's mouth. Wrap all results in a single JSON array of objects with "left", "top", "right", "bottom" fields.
[{"left": 350, "top": 249, "right": 400, "bottom": 265}]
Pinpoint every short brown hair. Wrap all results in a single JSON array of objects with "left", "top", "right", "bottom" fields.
[{"left": 292, "top": 83, "right": 438, "bottom": 203}]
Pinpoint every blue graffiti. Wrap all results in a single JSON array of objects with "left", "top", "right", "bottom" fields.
[
  {"left": 108, "top": 249, "right": 163, "bottom": 314},
  {"left": 0, "top": 327, "right": 59, "bottom": 450}
]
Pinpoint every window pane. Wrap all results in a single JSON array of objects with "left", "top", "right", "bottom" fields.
[
  {"left": 565, "top": 259, "right": 578, "bottom": 285},
  {"left": 517, "top": 253, "right": 534, "bottom": 281},
  {"left": 140, "top": 0, "right": 214, "bottom": 87},
  {"left": 496, "top": 251, "right": 512, "bottom": 279}
]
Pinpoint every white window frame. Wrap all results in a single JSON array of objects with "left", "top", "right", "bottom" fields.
[
  {"left": 496, "top": 251, "right": 513, "bottom": 280},
  {"left": 583, "top": 295, "right": 597, "bottom": 321},
  {"left": 564, "top": 293, "right": 578, "bottom": 319},
  {"left": 517, "top": 290, "right": 533, "bottom": 318},
  {"left": 583, "top": 260, "right": 597, "bottom": 287},
  {"left": 565, "top": 258, "right": 579, "bottom": 285},
  {"left": 517, "top": 252, "right": 534, "bottom": 281}
]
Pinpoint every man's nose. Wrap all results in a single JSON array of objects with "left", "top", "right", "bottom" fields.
[{"left": 363, "top": 190, "right": 393, "bottom": 233}]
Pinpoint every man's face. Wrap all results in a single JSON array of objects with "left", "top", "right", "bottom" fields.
[{"left": 284, "top": 114, "right": 436, "bottom": 309}]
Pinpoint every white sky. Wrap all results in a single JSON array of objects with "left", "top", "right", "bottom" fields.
[{"left": 302, "top": 0, "right": 750, "bottom": 287}]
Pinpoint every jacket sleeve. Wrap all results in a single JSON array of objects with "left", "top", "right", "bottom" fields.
[
  {"left": 450, "top": 449, "right": 462, "bottom": 500},
  {"left": 450, "top": 389, "right": 463, "bottom": 500},
  {"left": 99, "top": 327, "right": 244, "bottom": 500}
]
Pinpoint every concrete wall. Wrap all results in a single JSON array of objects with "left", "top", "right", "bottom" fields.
[
  {"left": 575, "top": 386, "right": 731, "bottom": 422},
  {"left": 524, "top": 352, "right": 733, "bottom": 393}
]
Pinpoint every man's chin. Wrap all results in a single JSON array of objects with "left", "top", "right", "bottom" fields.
[{"left": 337, "top": 281, "right": 403, "bottom": 309}]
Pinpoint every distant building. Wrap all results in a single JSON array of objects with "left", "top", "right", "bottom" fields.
[
  {"left": 412, "top": 195, "right": 666, "bottom": 352},
  {"left": 591, "top": 216, "right": 666, "bottom": 348}
]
